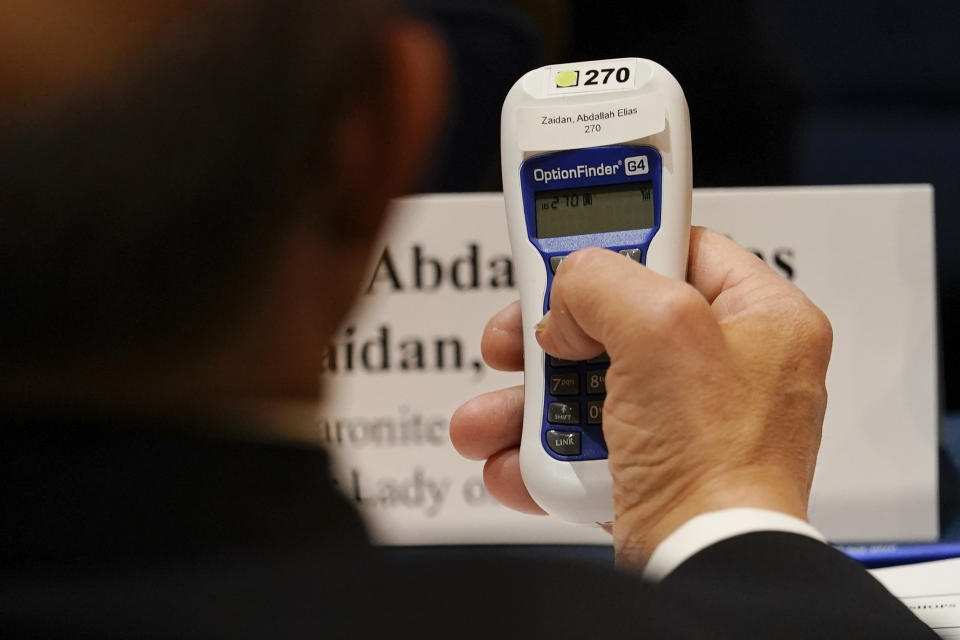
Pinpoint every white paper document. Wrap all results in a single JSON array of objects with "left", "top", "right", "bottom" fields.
[{"left": 872, "top": 559, "right": 960, "bottom": 638}]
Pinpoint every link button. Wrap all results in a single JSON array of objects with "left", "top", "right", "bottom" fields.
[{"left": 546, "top": 430, "right": 581, "bottom": 456}]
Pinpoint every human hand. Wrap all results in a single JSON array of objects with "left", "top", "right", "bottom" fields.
[{"left": 449, "top": 227, "right": 832, "bottom": 569}]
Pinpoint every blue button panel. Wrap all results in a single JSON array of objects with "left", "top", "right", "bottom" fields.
[{"left": 519, "top": 145, "right": 663, "bottom": 462}]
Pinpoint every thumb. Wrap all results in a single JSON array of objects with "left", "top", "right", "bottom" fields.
[{"left": 534, "top": 247, "right": 711, "bottom": 362}]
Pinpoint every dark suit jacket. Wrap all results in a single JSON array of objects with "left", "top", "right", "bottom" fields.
[{"left": 0, "top": 414, "right": 935, "bottom": 638}]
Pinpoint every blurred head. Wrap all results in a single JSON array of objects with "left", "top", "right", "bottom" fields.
[{"left": 0, "top": 0, "right": 447, "bottom": 411}]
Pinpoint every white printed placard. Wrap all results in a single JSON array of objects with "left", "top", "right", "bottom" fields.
[{"left": 319, "top": 186, "right": 938, "bottom": 545}]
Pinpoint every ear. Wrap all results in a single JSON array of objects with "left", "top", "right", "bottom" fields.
[
  {"left": 374, "top": 18, "right": 450, "bottom": 194},
  {"left": 331, "top": 18, "right": 449, "bottom": 237}
]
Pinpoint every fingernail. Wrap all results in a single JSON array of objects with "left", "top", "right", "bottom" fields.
[{"left": 534, "top": 311, "right": 551, "bottom": 334}]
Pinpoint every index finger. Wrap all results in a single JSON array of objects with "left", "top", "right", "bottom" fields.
[{"left": 687, "top": 226, "right": 803, "bottom": 316}]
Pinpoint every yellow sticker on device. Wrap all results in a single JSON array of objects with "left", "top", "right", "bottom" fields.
[{"left": 555, "top": 70, "right": 579, "bottom": 88}]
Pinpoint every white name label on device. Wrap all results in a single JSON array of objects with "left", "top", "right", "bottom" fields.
[{"left": 516, "top": 95, "right": 665, "bottom": 151}]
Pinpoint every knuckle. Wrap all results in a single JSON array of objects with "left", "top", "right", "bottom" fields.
[
  {"left": 806, "top": 307, "right": 833, "bottom": 352},
  {"left": 793, "top": 298, "right": 833, "bottom": 350},
  {"left": 555, "top": 247, "right": 607, "bottom": 282},
  {"left": 657, "top": 285, "right": 705, "bottom": 324},
  {"left": 630, "top": 284, "right": 707, "bottom": 343},
  {"left": 777, "top": 293, "right": 833, "bottom": 361}
]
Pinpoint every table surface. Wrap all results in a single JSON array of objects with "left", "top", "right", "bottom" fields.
[{"left": 940, "top": 414, "right": 960, "bottom": 540}]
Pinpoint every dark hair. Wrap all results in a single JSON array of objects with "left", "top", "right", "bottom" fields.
[{"left": 0, "top": 0, "right": 389, "bottom": 371}]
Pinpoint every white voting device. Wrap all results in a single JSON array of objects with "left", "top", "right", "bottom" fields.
[{"left": 501, "top": 58, "right": 692, "bottom": 524}]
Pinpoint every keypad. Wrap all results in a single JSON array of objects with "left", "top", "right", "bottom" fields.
[
  {"left": 543, "top": 357, "right": 605, "bottom": 457},
  {"left": 542, "top": 248, "right": 642, "bottom": 459}
]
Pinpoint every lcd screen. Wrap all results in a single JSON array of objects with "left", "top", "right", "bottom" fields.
[{"left": 534, "top": 182, "right": 654, "bottom": 238}]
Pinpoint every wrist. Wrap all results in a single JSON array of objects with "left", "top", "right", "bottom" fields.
[{"left": 612, "top": 466, "right": 810, "bottom": 571}]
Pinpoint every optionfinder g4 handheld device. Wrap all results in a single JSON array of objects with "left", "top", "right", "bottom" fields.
[{"left": 501, "top": 58, "right": 692, "bottom": 525}]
